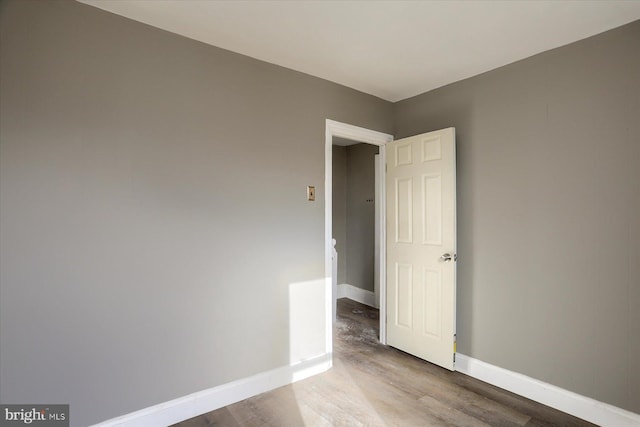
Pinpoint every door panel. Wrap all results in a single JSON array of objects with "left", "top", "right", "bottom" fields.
[
  {"left": 423, "top": 174, "right": 442, "bottom": 245},
  {"left": 424, "top": 268, "right": 442, "bottom": 338},
  {"left": 395, "top": 177, "right": 413, "bottom": 243},
  {"left": 396, "top": 262, "right": 413, "bottom": 328},
  {"left": 386, "top": 128, "right": 456, "bottom": 370}
]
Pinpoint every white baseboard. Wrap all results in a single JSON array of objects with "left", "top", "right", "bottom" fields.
[
  {"left": 337, "top": 283, "right": 377, "bottom": 308},
  {"left": 456, "top": 353, "right": 640, "bottom": 427},
  {"left": 92, "top": 353, "right": 332, "bottom": 427}
]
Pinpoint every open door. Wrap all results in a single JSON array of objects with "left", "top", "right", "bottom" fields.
[{"left": 386, "top": 128, "right": 456, "bottom": 370}]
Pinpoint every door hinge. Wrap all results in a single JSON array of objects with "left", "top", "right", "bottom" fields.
[{"left": 453, "top": 334, "right": 457, "bottom": 365}]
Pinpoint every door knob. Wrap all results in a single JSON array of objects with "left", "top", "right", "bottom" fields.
[{"left": 440, "top": 253, "right": 456, "bottom": 262}]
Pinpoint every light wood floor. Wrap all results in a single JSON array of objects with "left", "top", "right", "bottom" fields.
[{"left": 174, "top": 298, "right": 596, "bottom": 426}]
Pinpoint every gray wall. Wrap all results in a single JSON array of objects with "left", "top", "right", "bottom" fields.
[
  {"left": 2, "top": 0, "right": 638, "bottom": 422},
  {"left": 394, "top": 20, "right": 640, "bottom": 413},
  {"left": 332, "top": 144, "right": 378, "bottom": 292},
  {"left": 346, "top": 144, "right": 378, "bottom": 292},
  {"left": 0, "top": 1, "right": 393, "bottom": 425},
  {"left": 332, "top": 145, "right": 348, "bottom": 285}
]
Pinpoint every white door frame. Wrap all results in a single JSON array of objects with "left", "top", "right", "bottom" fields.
[{"left": 324, "top": 119, "right": 393, "bottom": 346}]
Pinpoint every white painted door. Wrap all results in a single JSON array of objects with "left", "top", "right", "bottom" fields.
[{"left": 386, "top": 128, "right": 456, "bottom": 370}]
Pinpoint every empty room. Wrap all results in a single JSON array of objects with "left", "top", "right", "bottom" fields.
[{"left": 1, "top": 1, "right": 639, "bottom": 426}]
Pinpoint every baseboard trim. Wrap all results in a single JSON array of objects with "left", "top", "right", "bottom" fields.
[
  {"left": 337, "top": 284, "right": 377, "bottom": 308},
  {"left": 455, "top": 353, "right": 640, "bottom": 427},
  {"left": 92, "top": 353, "right": 332, "bottom": 427}
]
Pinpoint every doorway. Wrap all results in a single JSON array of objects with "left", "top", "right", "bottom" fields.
[
  {"left": 332, "top": 140, "right": 379, "bottom": 306},
  {"left": 326, "top": 121, "right": 457, "bottom": 371},
  {"left": 324, "top": 120, "right": 393, "bottom": 347}
]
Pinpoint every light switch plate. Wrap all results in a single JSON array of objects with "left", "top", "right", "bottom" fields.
[{"left": 307, "top": 186, "right": 315, "bottom": 201}]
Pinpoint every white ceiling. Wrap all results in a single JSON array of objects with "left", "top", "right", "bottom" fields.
[{"left": 80, "top": 1, "right": 640, "bottom": 102}]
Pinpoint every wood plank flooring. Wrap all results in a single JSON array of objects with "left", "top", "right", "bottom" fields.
[{"left": 173, "top": 298, "right": 596, "bottom": 427}]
